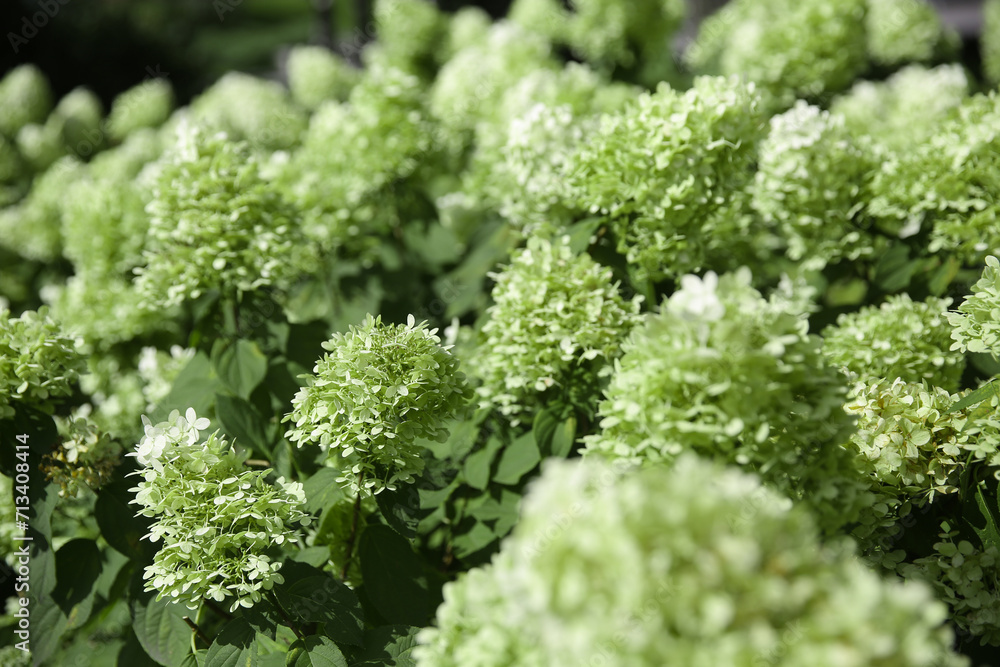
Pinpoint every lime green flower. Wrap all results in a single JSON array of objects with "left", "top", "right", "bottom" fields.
[
  {"left": 948, "top": 256, "right": 1000, "bottom": 360},
  {"left": 107, "top": 78, "right": 174, "bottom": 141},
  {"left": 865, "top": 0, "right": 958, "bottom": 67},
  {"left": 130, "top": 409, "right": 310, "bottom": 612},
  {"left": 286, "top": 45, "right": 358, "bottom": 110},
  {"left": 416, "top": 456, "right": 964, "bottom": 666},
  {"left": 0, "top": 65, "right": 52, "bottom": 138},
  {"left": 285, "top": 315, "right": 471, "bottom": 496}
]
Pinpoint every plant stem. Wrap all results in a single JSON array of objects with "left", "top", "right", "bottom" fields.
[
  {"left": 341, "top": 488, "right": 363, "bottom": 581},
  {"left": 183, "top": 616, "right": 211, "bottom": 647},
  {"left": 267, "top": 589, "right": 304, "bottom": 640},
  {"left": 244, "top": 459, "right": 272, "bottom": 468}
]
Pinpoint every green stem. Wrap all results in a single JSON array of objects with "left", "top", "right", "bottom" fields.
[
  {"left": 183, "top": 616, "right": 211, "bottom": 647},
  {"left": 341, "top": 487, "right": 364, "bottom": 581}
]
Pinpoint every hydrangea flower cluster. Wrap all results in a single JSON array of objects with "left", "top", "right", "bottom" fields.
[
  {"left": 846, "top": 377, "right": 1000, "bottom": 498},
  {"left": 189, "top": 72, "right": 307, "bottom": 151},
  {"left": 370, "top": 0, "right": 446, "bottom": 73},
  {"left": 509, "top": 0, "right": 685, "bottom": 74},
  {"left": 0, "top": 156, "right": 84, "bottom": 262},
  {"left": 106, "top": 78, "right": 174, "bottom": 142},
  {"left": 568, "top": 76, "right": 764, "bottom": 282},
  {"left": 281, "top": 64, "right": 435, "bottom": 253},
  {"left": 0, "top": 307, "right": 85, "bottom": 419},
  {"left": 584, "top": 269, "right": 866, "bottom": 531},
  {"left": 900, "top": 525, "right": 1000, "bottom": 645},
  {"left": 416, "top": 456, "right": 964, "bottom": 667},
  {"left": 0, "top": 65, "right": 52, "bottom": 138},
  {"left": 285, "top": 45, "right": 358, "bottom": 111},
  {"left": 285, "top": 315, "right": 471, "bottom": 496},
  {"left": 686, "top": 0, "right": 867, "bottom": 109},
  {"left": 867, "top": 93, "right": 1000, "bottom": 262},
  {"left": 831, "top": 64, "right": 969, "bottom": 151},
  {"left": 17, "top": 86, "right": 103, "bottom": 169},
  {"left": 751, "top": 101, "right": 875, "bottom": 269},
  {"left": 42, "top": 416, "right": 119, "bottom": 497},
  {"left": 473, "top": 236, "right": 643, "bottom": 424},
  {"left": 129, "top": 409, "right": 310, "bottom": 612},
  {"left": 822, "top": 295, "right": 965, "bottom": 390},
  {"left": 948, "top": 255, "right": 1000, "bottom": 359},
  {"left": 864, "top": 0, "right": 958, "bottom": 67},
  {"left": 135, "top": 123, "right": 312, "bottom": 308}
]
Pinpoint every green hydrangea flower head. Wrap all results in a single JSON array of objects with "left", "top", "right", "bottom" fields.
[
  {"left": 865, "top": 0, "right": 958, "bottom": 67},
  {"left": 584, "top": 268, "right": 865, "bottom": 531},
  {"left": 831, "top": 64, "right": 969, "bottom": 152},
  {"left": 823, "top": 295, "right": 965, "bottom": 390},
  {"left": 416, "top": 456, "right": 965, "bottom": 667},
  {"left": 136, "top": 123, "right": 313, "bottom": 308},
  {"left": 0, "top": 156, "right": 84, "bottom": 262},
  {"left": 0, "top": 64, "right": 52, "bottom": 137},
  {"left": 568, "top": 76, "right": 764, "bottom": 282},
  {"left": 371, "top": 0, "right": 446, "bottom": 73},
  {"left": 130, "top": 408, "right": 310, "bottom": 612},
  {"left": 846, "top": 377, "right": 1000, "bottom": 500},
  {"left": 751, "top": 101, "right": 876, "bottom": 269},
  {"left": 901, "top": 523, "right": 1000, "bottom": 645},
  {"left": 285, "top": 314, "right": 472, "bottom": 496},
  {"left": 286, "top": 45, "right": 359, "bottom": 110},
  {"left": 0, "top": 306, "right": 85, "bottom": 419},
  {"left": 107, "top": 78, "right": 174, "bottom": 142},
  {"left": 473, "top": 236, "right": 643, "bottom": 425},
  {"left": 686, "top": 0, "right": 867, "bottom": 109},
  {"left": 50, "top": 86, "right": 104, "bottom": 159},
  {"left": 190, "top": 72, "right": 307, "bottom": 151},
  {"left": 442, "top": 6, "right": 492, "bottom": 61},
  {"left": 986, "top": 0, "right": 1000, "bottom": 86},
  {"left": 509, "top": 0, "right": 685, "bottom": 72},
  {"left": 42, "top": 415, "right": 120, "bottom": 497},
  {"left": 948, "top": 256, "right": 1000, "bottom": 360}
]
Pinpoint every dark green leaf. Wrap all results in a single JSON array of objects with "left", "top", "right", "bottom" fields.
[
  {"left": 358, "top": 525, "right": 437, "bottom": 627},
  {"left": 971, "top": 353, "right": 1000, "bottom": 378},
  {"left": 131, "top": 591, "right": 193, "bottom": 667},
  {"left": 51, "top": 538, "right": 102, "bottom": 628},
  {"left": 493, "top": 432, "right": 540, "bottom": 486},
  {"left": 347, "top": 625, "right": 419, "bottom": 667},
  {"left": 549, "top": 417, "right": 577, "bottom": 459},
  {"left": 205, "top": 618, "right": 259, "bottom": 667},
  {"left": 947, "top": 381, "right": 997, "bottom": 414},
  {"left": 302, "top": 468, "right": 345, "bottom": 515},
  {"left": 274, "top": 567, "right": 364, "bottom": 647},
  {"left": 375, "top": 483, "right": 422, "bottom": 539},
  {"left": 462, "top": 437, "right": 503, "bottom": 491},
  {"left": 873, "top": 244, "right": 917, "bottom": 293},
  {"left": 118, "top": 628, "right": 162, "bottom": 667},
  {"left": 96, "top": 474, "right": 153, "bottom": 561},
  {"left": 285, "top": 637, "right": 347, "bottom": 667},
  {"left": 566, "top": 217, "right": 603, "bottom": 254},
  {"left": 27, "top": 594, "right": 68, "bottom": 667},
  {"left": 970, "top": 482, "right": 1000, "bottom": 551},
  {"left": 928, "top": 255, "right": 960, "bottom": 295},
  {"left": 215, "top": 394, "right": 272, "bottom": 455},
  {"left": 531, "top": 409, "right": 559, "bottom": 458},
  {"left": 152, "top": 352, "right": 223, "bottom": 421},
  {"left": 214, "top": 339, "right": 269, "bottom": 399},
  {"left": 825, "top": 277, "right": 868, "bottom": 307}
]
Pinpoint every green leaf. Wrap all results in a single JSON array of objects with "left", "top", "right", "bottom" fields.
[
  {"left": 215, "top": 393, "right": 272, "bottom": 456},
  {"left": 213, "top": 339, "right": 269, "bottom": 399},
  {"left": 493, "top": 432, "right": 541, "bottom": 486},
  {"left": 285, "top": 637, "right": 347, "bottom": 667},
  {"left": 205, "top": 618, "right": 259, "bottom": 667},
  {"left": 462, "top": 436, "right": 503, "bottom": 491},
  {"left": 274, "top": 563, "right": 364, "bottom": 647},
  {"left": 971, "top": 353, "right": 1000, "bottom": 378},
  {"left": 28, "top": 594, "right": 68, "bottom": 667},
  {"left": 375, "top": 483, "right": 422, "bottom": 539},
  {"left": 872, "top": 244, "right": 917, "bottom": 293},
  {"left": 825, "top": 277, "right": 868, "bottom": 307},
  {"left": 131, "top": 589, "right": 193, "bottom": 667},
  {"left": 302, "top": 468, "right": 345, "bottom": 515},
  {"left": 347, "top": 625, "right": 419, "bottom": 667},
  {"left": 927, "top": 255, "right": 960, "bottom": 295},
  {"left": 118, "top": 628, "right": 162, "bottom": 667},
  {"left": 531, "top": 409, "right": 559, "bottom": 457},
  {"left": 96, "top": 474, "right": 154, "bottom": 561},
  {"left": 549, "top": 417, "right": 577, "bottom": 459},
  {"left": 969, "top": 482, "right": 1000, "bottom": 551},
  {"left": 152, "top": 351, "right": 223, "bottom": 421},
  {"left": 358, "top": 525, "right": 437, "bottom": 627},
  {"left": 51, "top": 538, "right": 102, "bottom": 629},
  {"left": 947, "top": 380, "right": 998, "bottom": 414},
  {"left": 566, "top": 217, "right": 603, "bottom": 254}
]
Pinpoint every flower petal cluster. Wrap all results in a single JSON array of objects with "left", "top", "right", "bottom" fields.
[
  {"left": 865, "top": 0, "right": 958, "bottom": 67},
  {"left": 685, "top": 0, "right": 867, "bottom": 109},
  {"left": 831, "top": 64, "right": 969, "bottom": 152},
  {"left": 416, "top": 456, "right": 964, "bottom": 667},
  {"left": 0, "top": 156, "right": 84, "bottom": 262},
  {"left": 823, "top": 295, "right": 965, "bottom": 390},
  {"left": 370, "top": 0, "right": 447, "bottom": 73},
  {"left": 106, "top": 78, "right": 174, "bottom": 142},
  {"left": 285, "top": 45, "right": 358, "bottom": 111},
  {"left": 473, "top": 236, "right": 643, "bottom": 424},
  {"left": 285, "top": 315, "right": 471, "bottom": 496},
  {"left": 845, "top": 377, "right": 1000, "bottom": 498},
  {"left": 0, "top": 65, "right": 52, "bottom": 138},
  {"left": 584, "top": 268, "right": 866, "bottom": 531},
  {"left": 0, "top": 307, "right": 85, "bottom": 419},
  {"left": 948, "top": 255, "right": 1000, "bottom": 359},
  {"left": 135, "top": 123, "right": 313, "bottom": 308},
  {"left": 42, "top": 415, "right": 120, "bottom": 497},
  {"left": 751, "top": 101, "right": 876, "bottom": 269},
  {"left": 189, "top": 72, "right": 307, "bottom": 151},
  {"left": 568, "top": 76, "right": 764, "bottom": 282},
  {"left": 129, "top": 409, "right": 310, "bottom": 612}
]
